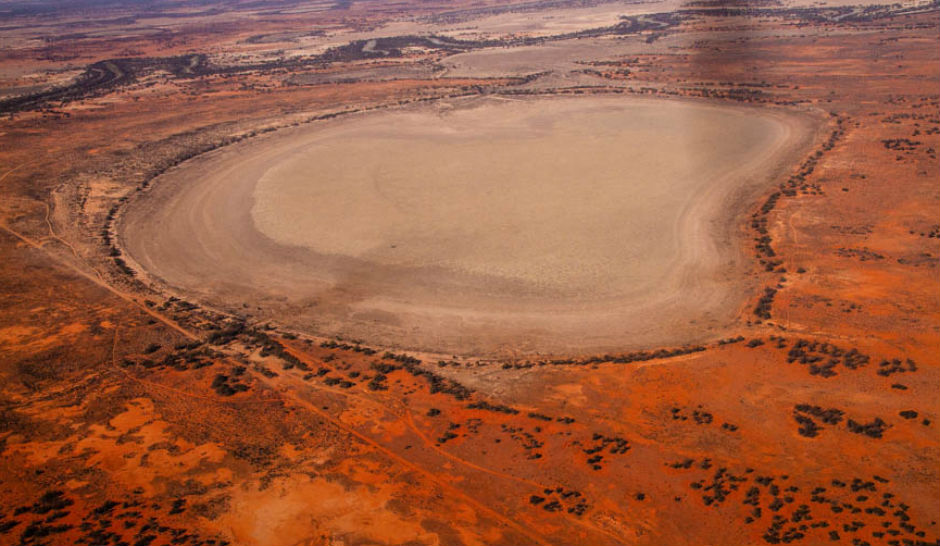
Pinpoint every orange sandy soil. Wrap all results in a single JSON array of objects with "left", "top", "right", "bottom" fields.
[{"left": 0, "top": 1, "right": 937, "bottom": 545}]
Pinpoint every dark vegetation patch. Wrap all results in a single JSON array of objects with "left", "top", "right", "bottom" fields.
[
  {"left": 835, "top": 247, "right": 885, "bottom": 262},
  {"left": 436, "top": 422, "right": 461, "bottom": 445},
  {"left": 500, "top": 424, "right": 544, "bottom": 459},
  {"left": 688, "top": 467, "right": 748, "bottom": 507},
  {"left": 792, "top": 405, "right": 844, "bottom": 438},
  {"left": 669, "top": 405, "right": 738, "bottom": 432},
  {"left": 579, "top": 433, "right": 631, "bottom": 470},
  {"left": 747, "top": 116, "right": 846, "bottom": 320},
  {"left": 668, "top": 463, "right": 939, "bottom": 546},
  {"left": 528, "top": 486, "right": 590, "bottom": 516},
  {"left": 793, "top": 404, "right": 893, "bottom": 439},
  {"left": 375, "top": 351, "right": 473, "bottom": 400},
  {"left": 785, "top": 339, "right": 870, "bottom": 377},
  {"left": 120, "top": 342, "right": 218, "bottom": 372},
  {"left": 0, "top": 55, "right": 207, "bottom": 114},
  {"left": 210, "top": 373, "right": 249, "bottom": 397},
  {"left": 466, "top": 401, "right": 520, "bottom": 415},
  {"left": 876, "top": 359, "right": 917, "bottom": 377},
  {"left": 1, "top": 490, "right": 221, "bottom": 546},
  {"left": 845, "top": 418, "right": 890, "bottom": 439},
  {"left": 503, "top": 345, "right": 707, "bottom": 370}
]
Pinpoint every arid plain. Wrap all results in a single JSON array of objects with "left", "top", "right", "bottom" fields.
[
  {"left": 0, "top": 0, "right": 938, "bottom": 545},
  {"left": 121, "top": 95, "right": 817, "bottom": 354}
]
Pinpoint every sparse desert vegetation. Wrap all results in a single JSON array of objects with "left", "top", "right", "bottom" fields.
[{"left": 0, "top": 0, "right": 936, "bottom": 545}]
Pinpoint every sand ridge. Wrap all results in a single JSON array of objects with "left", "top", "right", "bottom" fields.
[{"left": 120, "top": 95, "right": 819, "bottom": 355}]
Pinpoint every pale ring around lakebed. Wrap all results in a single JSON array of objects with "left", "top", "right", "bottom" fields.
[{"left": 119, "top": 95, "right": 819, "bottom": 356}]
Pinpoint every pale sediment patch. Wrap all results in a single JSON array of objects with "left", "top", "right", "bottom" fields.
[{"left": 120, "top": 95, "right": 819, "bottom": 356}]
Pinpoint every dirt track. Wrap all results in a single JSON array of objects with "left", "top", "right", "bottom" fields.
[{"left": 119, "top": 95, "right": 819, "bottom": 356}]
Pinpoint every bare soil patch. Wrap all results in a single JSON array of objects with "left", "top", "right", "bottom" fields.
[{"left": 120, "top": 95, "right": 817, "bottom": 355}]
